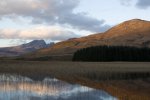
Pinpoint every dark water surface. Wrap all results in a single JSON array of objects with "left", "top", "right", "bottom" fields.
[{"left": 0, "top": 74, "right": 117, "bottom": 100}]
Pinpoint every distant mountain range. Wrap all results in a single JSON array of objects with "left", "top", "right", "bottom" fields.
[
  {"left": 24, "top": 19, "right": 150, "bottom": 60},
  {"left": 0, "top": 40, "right": 54, "bottom": 57}
]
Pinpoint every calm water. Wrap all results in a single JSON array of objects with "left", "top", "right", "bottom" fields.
[{"left": 0, "top": 74, "right": 117, "bottom": 100}]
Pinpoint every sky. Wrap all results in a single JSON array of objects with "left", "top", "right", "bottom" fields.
[{"left": 0, "top": 0, "right": 150, "bottom": 47}]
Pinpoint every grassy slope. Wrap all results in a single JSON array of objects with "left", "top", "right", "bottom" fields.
[
  {"left": 25, "top": 19, "right": 150, "bottom": 58},
  {"left": 0, "top": 61, "right": 150, "bottom": 100}
]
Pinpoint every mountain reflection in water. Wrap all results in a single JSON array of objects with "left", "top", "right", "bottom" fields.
[{"left": 0, "top": 74, "right": 117, "bottom": 100}]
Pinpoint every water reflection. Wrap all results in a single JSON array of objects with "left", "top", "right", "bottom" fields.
[{"left": 0, "top": 74, "right": 117, "bottom": 100}]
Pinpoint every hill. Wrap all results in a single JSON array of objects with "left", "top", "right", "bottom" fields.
[{"left": 24, "top": 19, "right": 150, "bottom": 60}]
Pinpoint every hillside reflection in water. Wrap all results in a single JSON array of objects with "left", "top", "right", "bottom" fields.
[{"left": 0, "top": 74, "right": 117, "bottom": 100}]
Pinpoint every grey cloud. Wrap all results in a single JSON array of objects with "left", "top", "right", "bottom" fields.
[
  {"left": 49, "top": 31, "right": 79, "bottom": 41},
  {"left": 0, "top": 0, "right": 111, "bottom": 32},
  {"left": 58, "top": 13, "right": 110, "bottom": 32},
  {"left": 120, "top": 0, "right": 132, "bottom": 6},
  {"left": 136, "top": 0, "right": 150, "bottom": 9},
  {"left": 120, "top": 0, "right": 150, "bottom": 9}
]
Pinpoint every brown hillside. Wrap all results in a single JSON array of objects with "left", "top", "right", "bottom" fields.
[{"left": 27, "top": 19, "right": 150, "bottom": 59}]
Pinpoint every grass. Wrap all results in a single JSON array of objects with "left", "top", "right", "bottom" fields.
[{"left": 0, "top": 61, "right": 150, "bottom": 100}]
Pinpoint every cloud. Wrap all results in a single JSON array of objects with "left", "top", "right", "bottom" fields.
[
  {"left": 120, "top": 0, "right": 132, "bottom": 6},
  {"left": 0, "top": 0, "right": 110, "bottom": 32},
  {"left": 0, "top": 26, "right": 79, "bottom": 41},
  {"left": 136, "top": 0, "right": 150, "bottom": 9},
  {"left": 119, "top": 0, "right": 150, "bottom": 9}
]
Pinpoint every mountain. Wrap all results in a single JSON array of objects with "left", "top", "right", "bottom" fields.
[
  {"left": 24, "top": 19, "right": 150, "bottom": 60},
  {"left": 0, "top": 40, "right": 54, "bottom": 57}
]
